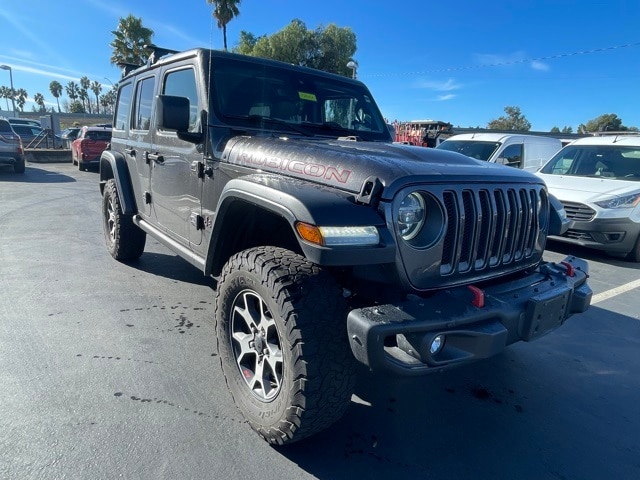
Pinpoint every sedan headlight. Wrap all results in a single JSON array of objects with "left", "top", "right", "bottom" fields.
[
  {"left": 398, "top": 192, "right": 426, "bottom": 240},
  {"left": 594, "top": 192, "right": 640, "bottom": 209}
]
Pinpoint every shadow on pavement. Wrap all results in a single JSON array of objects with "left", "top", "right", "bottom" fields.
[
  {"left": 0, "top": 164, "right": 76, "bottom": 183},
  {"left": 128, "top": 251, "right": 217, "bottom": 288},
  {"left": 277, "top": 304, "right": 640, "bottom": 480},
  {"left": 546, "top": 238, "right": 640, "bottom": 270}
]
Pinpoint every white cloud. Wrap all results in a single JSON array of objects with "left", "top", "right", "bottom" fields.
[
  {"left": 531, "top": 60, "right": 550, "bottom": 71},
  {"left": 436, "top": 94, "right": 456, "bottom": 101},
  {"left": 416, "top": 78, "right": 462, "bottom": 91}
]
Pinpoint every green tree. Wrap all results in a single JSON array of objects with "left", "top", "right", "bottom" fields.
[
  {"left": 49, "top": 80, "right": 63, "bottom": 113},
  {"left": 65, "top": 81, "right": 79, "bottom": 110},
  {"left": 207, "top": 0, "right": 241, "bottom": 51},
  {"left": 487, "top": 106, "right": 531, "bottom": 131},
  {"left": 14, "top": 88, "right": 28, "bottom": 112},
  {"left": 580, "top": 113, "right": 637, "bottom": 133},
  {"left": 79, "top": 76, "right": 91, "bottom": 113},
  {"left": 68, "top": 100, "right": 85, "bottom": 114},
  {"left": 561, "top": 126, "right": 573, "bottom": 134},
  {"left": 33, "top": 92, "right": 46, "bottom": 112},
  {"left": 234, "top": 31, "right": 260, "bottom": 55},
  {"left": 109, "top": 14, "right": 154, "bottom": 71},
  {"left": 235, "top": 19, "right": 357, "bottom": 76},
  {"left": 90, "top": 80, "right": 102, "bottom": 114},
  {"left": 100, "top": 86, "right": 117, "bottom": 114},
  {"left": 0, "top": 85, "right": 12, "bottom": 110}
]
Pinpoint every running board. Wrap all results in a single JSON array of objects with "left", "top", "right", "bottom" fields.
[{"left": 133, "top": 215, "right": 206, "bottom": 272}]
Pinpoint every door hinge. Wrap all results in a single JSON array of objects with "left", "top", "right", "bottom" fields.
[
  {"left": 190, "top": 213, "right": 205, "bottom": 230},
  {"left": 191, "top": 161, "right": 213, "bottom": 179},
  {"left": 144, "top": 191, "right": 151, "bottom": 204}
]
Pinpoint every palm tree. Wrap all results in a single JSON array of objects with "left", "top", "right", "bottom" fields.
[
  {"left": 90, "top": 80, "right": 102, "bottom": 114},
  {"left": 33, "top": 93, "right": 46, "bottom": 112},
  {"left": 15, "top": 88, "right": 28, "bottom": 112},
  {"left": 207, "top": 0, "right": 241, "bottom": 51},
  {"left": 66, "top": 81, "right": 79, "bottom": 103},
  {"left": 49, "top": 80, "right": 63, "bottom": 112},
  {"left": 79, "top": 76, "right": 91, "bottom": 113},
  {"left": 0, "top": 86, "right": 10, "bottom": 110},
  {"left": 109, "top": 15, "right": 154, "bottom": 72}
]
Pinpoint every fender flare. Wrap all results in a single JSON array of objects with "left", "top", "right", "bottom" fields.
[
  {"left": 99, "top": 151, "right": 138, "bottom": 216},
  {"left": 204, "top": 175, "right": 396, "bottom": 275}
]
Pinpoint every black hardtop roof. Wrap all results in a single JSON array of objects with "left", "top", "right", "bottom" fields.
[{"left": 120, "top": 47, "right": 362, "bottom": 86}]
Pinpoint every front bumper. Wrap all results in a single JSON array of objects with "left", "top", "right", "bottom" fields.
[
  {"left": 551, "top": 217, "right": 640, "bottom": 255},
  {"left": 347, "top": 256, "right": 591, "bottom": 375}
]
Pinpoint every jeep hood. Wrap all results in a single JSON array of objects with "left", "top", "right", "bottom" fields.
[
  {"left": 537, "top": 173, "right": 640, "bottom": 203},
  {"left": 225, "top": 136, "right": 544, "bottom": 199}
]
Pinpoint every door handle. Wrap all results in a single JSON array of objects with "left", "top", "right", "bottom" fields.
[
  {"left": 124, "top": 147, "right": 136, "bottom": 156},
  {"left": 145, "top": 152, "right": 164, "bottom": 164}
]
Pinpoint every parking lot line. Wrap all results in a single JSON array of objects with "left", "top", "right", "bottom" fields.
[{"left": 591, "top": 278, "right": 640, "bottom": 305}]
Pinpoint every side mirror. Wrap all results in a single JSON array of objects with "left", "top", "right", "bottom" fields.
[{"left": 156, "top": 95, "right": 190, "bottom": 132}]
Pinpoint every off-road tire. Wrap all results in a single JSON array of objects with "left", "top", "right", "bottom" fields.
[
  {"left": 102, "top": 179, "right": 146, "bottom": 261},
  {"left": 214, "top": 246, "right": 357, "bottom": 445}
]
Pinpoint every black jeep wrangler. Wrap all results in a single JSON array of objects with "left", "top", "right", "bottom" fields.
[{"left": 99, "top": 47, "right": 592, "bottom": 445}]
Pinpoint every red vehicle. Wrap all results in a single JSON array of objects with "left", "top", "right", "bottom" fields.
[
  {"left": 71, "top": 126, "right": 112, "bottom": 171},
  {"left": 394, "top": 120, "right": 453, "bottom": 147}
]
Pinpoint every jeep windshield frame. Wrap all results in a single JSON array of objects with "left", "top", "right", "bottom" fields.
[{"left": 209, "top": 55, "right": 392, "bottom": 142}]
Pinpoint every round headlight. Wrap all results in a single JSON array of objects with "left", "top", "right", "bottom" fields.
[{"left": 398, "top": 192, "right": 426, "bottom": 240}]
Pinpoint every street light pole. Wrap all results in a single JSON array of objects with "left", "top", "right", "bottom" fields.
[
  {"left": 346, "top": 60, "right": 357, "bottom": 79},
  {"left": 0, "top": 65, "right": 17, "bottom": 113}
]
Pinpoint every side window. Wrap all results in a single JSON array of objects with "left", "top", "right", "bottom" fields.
[
  {"left": 499, "top": 144, "right": 523, "bottom": 167},
  {"left": 132, "top": 77, "right": 156, "bottom": 131},
  {"left": 114, "top": 83, "right": 133, "bottom": 131},
  {"left": 163, "top": 68, "right": 199, "bottom": 132}
]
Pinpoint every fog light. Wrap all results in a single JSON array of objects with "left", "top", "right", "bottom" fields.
[{"left": 430, "top": 335, "right": 445, "bottom": 355}]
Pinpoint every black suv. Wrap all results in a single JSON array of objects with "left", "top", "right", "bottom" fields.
[
  {"left": 99, "top": 47, "right": 592, "bottom": 445},
  {"left": 0, "top": 118, "right": 25, "bottom": 173}
]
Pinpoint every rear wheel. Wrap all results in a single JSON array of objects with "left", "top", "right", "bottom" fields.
[
  {"left": 102, "top": 179, "right": 146, "bottom": 261},
  {"left": 214, "top": 246, "right": 356, "bottom": 445},
  {"left": 14, "top": 158, "right": 25, "bottom": 174}
]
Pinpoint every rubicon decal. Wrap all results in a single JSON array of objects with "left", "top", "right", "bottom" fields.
[{"left": 236, "top": 152, "right": 352, "bottom": 184}]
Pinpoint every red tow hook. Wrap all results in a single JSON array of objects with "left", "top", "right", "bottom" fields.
[
  {"left": 467, "top": 285, "right": 485, "bottom": 308},
  {"left": 560, "top": 261, "right": 575, "bottom": 277}
]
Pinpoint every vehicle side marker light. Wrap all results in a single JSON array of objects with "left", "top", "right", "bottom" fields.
[
  {"left": 467, "top": 285, "right": 485, "bottom": 308},
  {"left": 295, "top": 222, "right": 324, "bottom": 246},
  {"left": 561, "top": 261, "right": 575, "bottom": 277}
]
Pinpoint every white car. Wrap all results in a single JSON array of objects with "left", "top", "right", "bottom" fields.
[{"left": 536, "top": 134, "right": 640, "bottom": 261}]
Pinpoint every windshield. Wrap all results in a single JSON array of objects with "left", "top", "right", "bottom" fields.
[
  {"left": 210, "top": 56, "right": 392, "bottom": 142},
  {"left": 540, "top": 145, "right": 640, "bottom": 180},
  {"left": 436, "top": 140, "right": 501, "bottom": 161}
]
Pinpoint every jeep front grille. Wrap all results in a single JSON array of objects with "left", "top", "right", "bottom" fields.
[
  {"left": 441, "top": 187, "right": 542, "bottom": 275},
  {"left": 560, "top": 200, "right": 595, "bottom": 222}
]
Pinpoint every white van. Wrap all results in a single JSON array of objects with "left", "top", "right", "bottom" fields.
[
  {"left": 536, "top": 134, "right": 640, "bottom": 261},
  {"left": 436, "top": 133, "right": 562, "bottom": 171}
]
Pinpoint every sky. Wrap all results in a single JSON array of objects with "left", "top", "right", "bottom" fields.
[{"left": 0, "top": 0, "right": 638, "bottom": 132}]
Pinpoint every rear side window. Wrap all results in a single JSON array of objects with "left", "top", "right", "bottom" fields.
[
  {"left": 86, "top": 131, "right": 112, "bottom": 141},
  {"left": 132, "top": 77, "right": 156, "bottom": 131},
  {"left": 114, "top": 83, "right": 133, "bottom": 130},
  {"left": 162, "top": 68, "right": 199, "bottom": 132},
  {"left": 0, "top": 120, "right": 13, "bottom": 133}
]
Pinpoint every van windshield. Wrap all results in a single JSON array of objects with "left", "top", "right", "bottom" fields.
[
  {"left": 540, "top": 145, "right": 640, "bottom": 180},
  {"left": 210, "top": 57, "right": 392, "bottom": 142},
  {"left": 436, "top": 140, "right": 501, "bottom": 161}
]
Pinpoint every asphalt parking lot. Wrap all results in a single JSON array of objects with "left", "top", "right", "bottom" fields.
[{"left": 1, "top": 162, "right": 639, "bottom": 480}]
